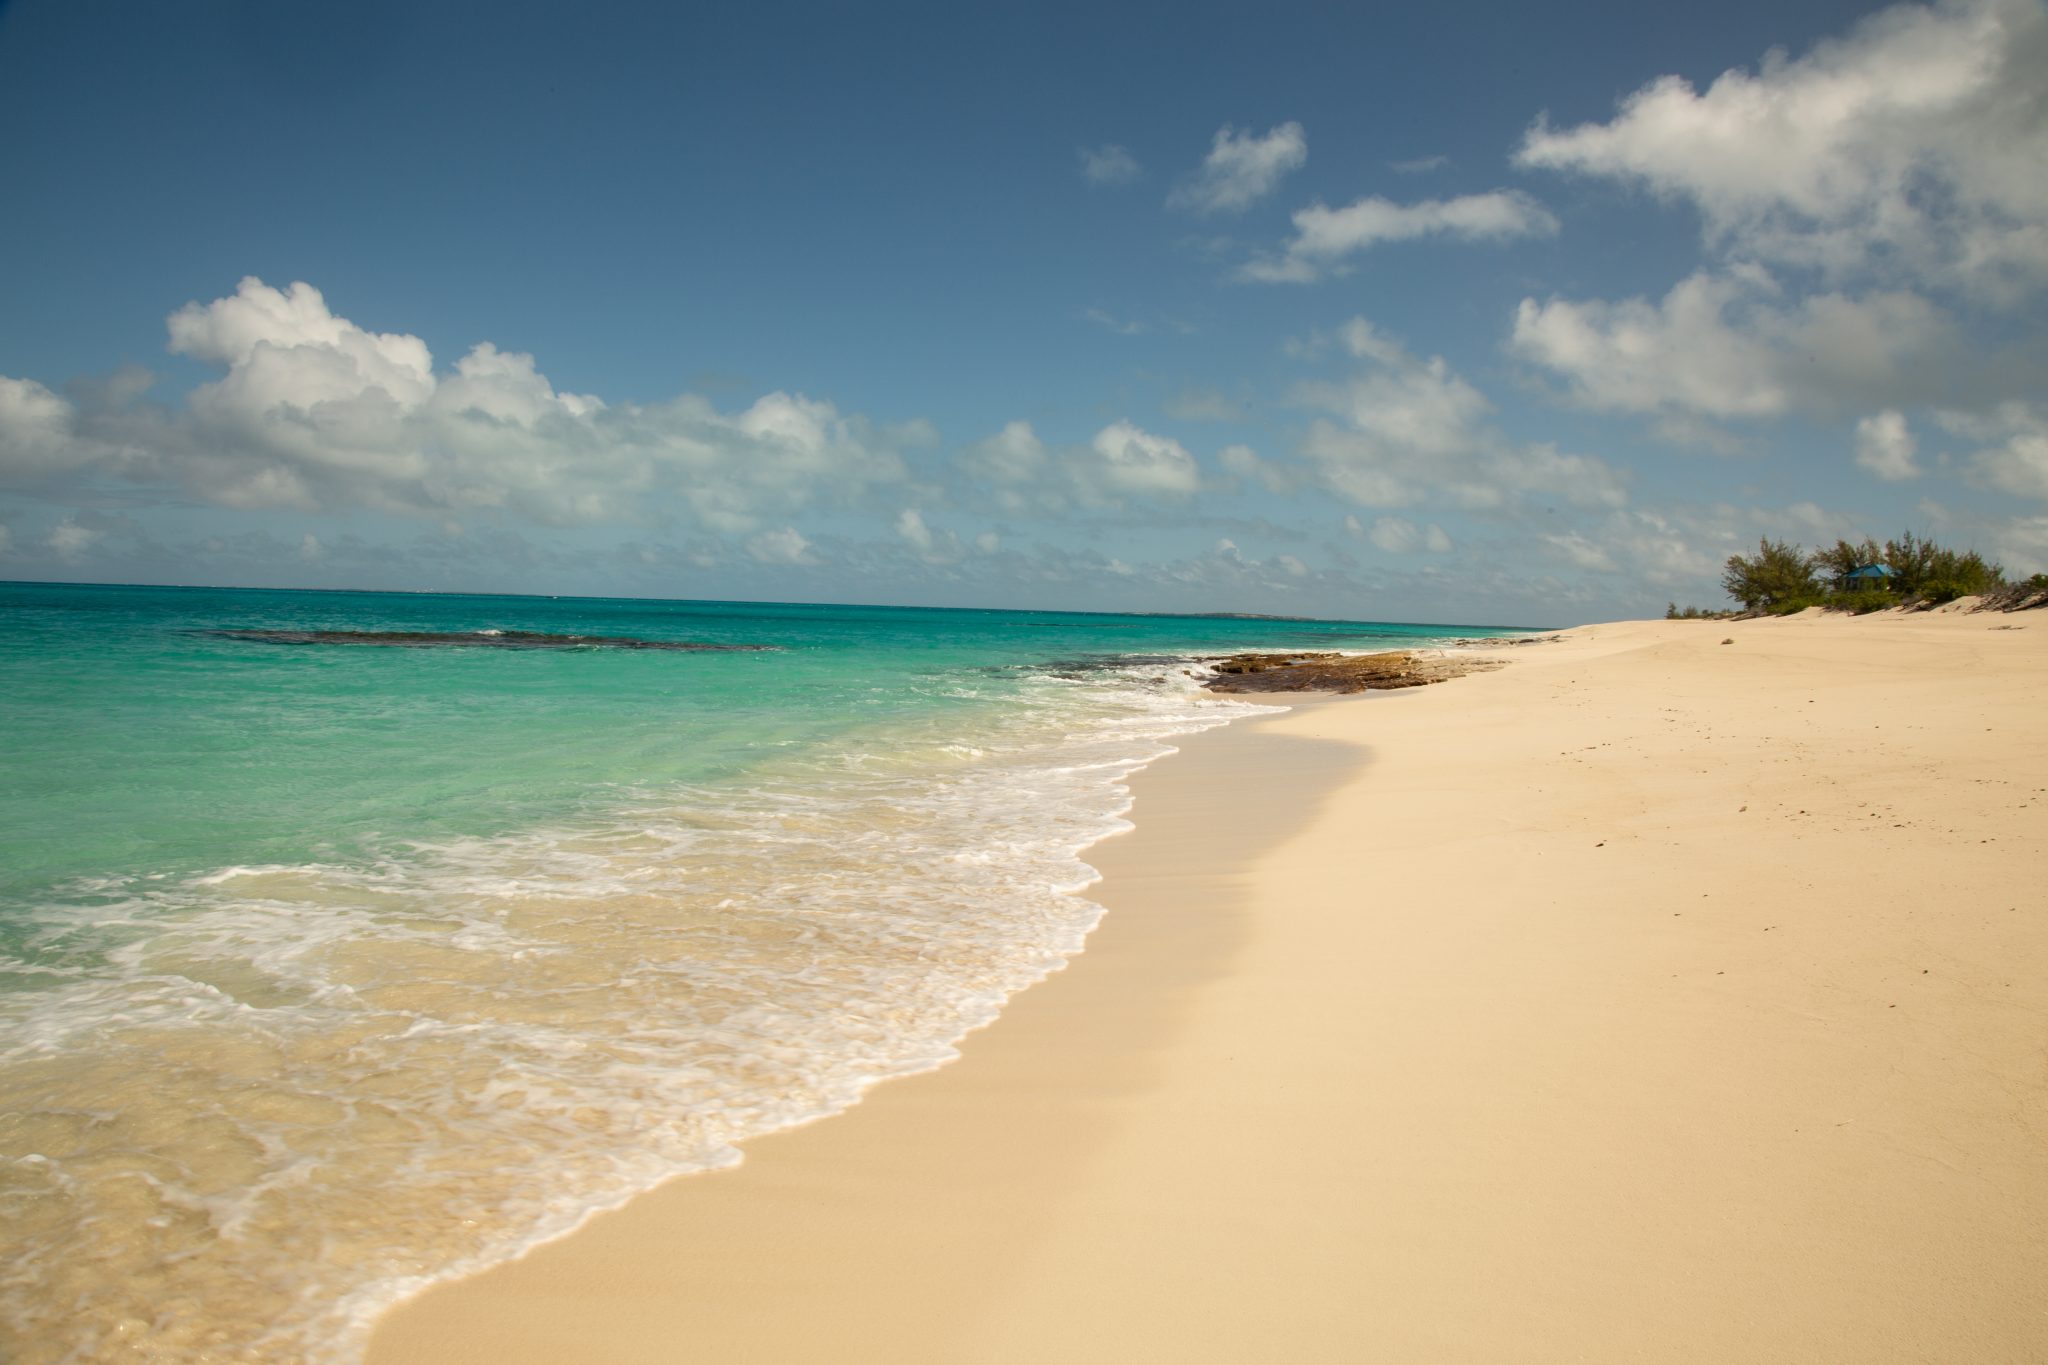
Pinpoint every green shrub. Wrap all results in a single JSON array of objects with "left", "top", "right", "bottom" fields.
[
  {"left": 1883, "top": 531, "right": 2002, "bottom": 600},
  {"left": 1822, "top": 586, "right": 1894, "bottom": 614},
  {"left": 1723, "top": 537, "right": 1818, "bottom": 610},
  {"left": 1717, "top": 529, "right": 2007, "bottom": 610},
  {"left": 1810, "top": 537, "right": 1886, "bottom": 583}
]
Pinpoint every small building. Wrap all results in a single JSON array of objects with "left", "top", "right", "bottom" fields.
[{"left": 1838, "top": 563, "right": 1895, "bottom": 591}]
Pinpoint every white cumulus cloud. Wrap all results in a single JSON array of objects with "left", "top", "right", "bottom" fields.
[
  {"left": 1537, "top": 510, "right": 1728, "bottom": 585},
  {"left": 1168, "top": 122, "right": 1307, "bottom": 215},
  {"left": 1217, "top": 442, "right": 1295, "bottom": 494},
  {"left": 1365, "top": 516, "right": 1454, "bottom": 554},
  {"left": 1542, "top": 530, "right": 1618, "bottom": 573},
  {"left": 1078, "top": 420, "right": 1203, "bottom": 500},
  {"left": 744, "top": 526, "right": 814, "bottom": 565},
  {"left": 952, "top": 418, "right": 1211, "bottom": 509},
  {"left": 45, "top": 519, "right": 101, "bottom": 560},
  {"left": 1854, "top": 410, "right": 1922, "bottom": 480},
  {"left": 0, "top": 376, "right": 90, "bottom": 481},
  {"left": 1295, "top": 319, "right": 1628, "bottom": 512},
  {"left": 1510, "top": 267, "right": 1956, "bottom": 420},
  {"left": 1940, "top": 402, "right": 2048, "bottom": 499},
  {"left": 0, "top": 277, "right": 920, "bottom": 537},
  {"left": 1242, "top": 190, "right": 1558, "bottom": 283},
  {"left": 1515, "top": 0, "right": 2048, "bottom": 296},
  {"left": 1079, "top": 144, "right": 1142, "bottom": 185},
  {"left": 894, "top": 506, "right": 933, "bottom": 551},
  {"left": 890, "top": 506, "right": 967, "bottom": 563},
  {"left": 955, "top": 419, "right": 1053, "bottom": 513}
]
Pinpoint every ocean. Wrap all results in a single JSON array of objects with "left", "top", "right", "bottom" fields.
[{"left": 0, "top": 581, "right": 1508, "bottom": 1362}]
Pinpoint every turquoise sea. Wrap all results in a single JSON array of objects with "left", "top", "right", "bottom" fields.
[{"left": 0, "top": 581, "right": 1512, "bottom": 1362}]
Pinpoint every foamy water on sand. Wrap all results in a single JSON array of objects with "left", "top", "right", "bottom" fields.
[{"left": 0, "top": 584, "right": 1488, "bottom": 1362}]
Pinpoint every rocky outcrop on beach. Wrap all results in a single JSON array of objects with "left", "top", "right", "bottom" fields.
[
  {"left": 1201, "top": 650, "right": 1504, "bottom": 694},
  {"left": 1445, "top": 633, "right": 1566, "bottom": 647}
]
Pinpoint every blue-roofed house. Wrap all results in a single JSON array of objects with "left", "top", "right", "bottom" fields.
[{"left": 1837, "top": 563, "right": 1896, "bottom": 591}]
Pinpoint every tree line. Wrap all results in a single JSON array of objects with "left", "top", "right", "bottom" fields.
[{"left": 1671, "top": 533, "right": 2039, "bottom": 617}]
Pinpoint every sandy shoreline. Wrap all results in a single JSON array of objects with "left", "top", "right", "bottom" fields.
[{"left": 370, "top": 612, "right": 2048, "bottom": 1363}]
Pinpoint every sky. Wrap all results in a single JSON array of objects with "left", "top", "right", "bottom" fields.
[{"left": 1, "top": 0, "right": 2043, "bottom": 626}]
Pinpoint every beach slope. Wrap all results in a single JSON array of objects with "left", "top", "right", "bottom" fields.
[{"left": 371, "top": 612, "right": 2048, "bottom": 1363}]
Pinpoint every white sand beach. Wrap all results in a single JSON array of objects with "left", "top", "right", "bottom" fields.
[{"left": 370, "top": 611, "right": 2048, "bottom": 1363}]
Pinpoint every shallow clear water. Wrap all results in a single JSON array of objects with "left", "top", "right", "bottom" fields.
[{"left": 0, "top": 582, "right": 1504, "bottom": 1362}]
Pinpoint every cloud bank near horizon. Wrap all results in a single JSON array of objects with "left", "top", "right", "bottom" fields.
[{"left": 5, "top": 0, "right": 2047, "bottom": 615}]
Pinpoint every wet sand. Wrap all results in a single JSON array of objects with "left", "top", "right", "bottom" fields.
[{"left": 370, "top": 611, "right": 2048, "bottom": 1363}]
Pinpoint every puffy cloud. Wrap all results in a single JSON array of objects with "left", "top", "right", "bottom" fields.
[
  {"left": 894, "top": 506, "right": 933, "bottom": 551},
  {"left": 891, "top": 506, "right": 969, "bottom": 563},
  {"left": 45, "top": 519, "right": 101, "bottom": 560},
  {"left": 1515, "top": 0, "right": 2048, "bottom": 295},
  {"left": 1082, "top": 308, "right": 1146, "bottom": 335},
  {"left": 0, "top": 277, "right": 918, "bottom": 534},
  {"left": 1294, "top": 324, "right": 1485, "bottom": 506},
  {"left": 1983, "top": 512, "right": 2048, "bottom": 573},
  {"left": 956, "top": 420, "right": 1050, "bottom": 513},
  {"left": 1510, "top": 267, "right": 1956, "bottom": 419},
  {"left": 1366, "top": 516, "right": 1453, "bottom": 554},
  {"left": 1137, "top": 535, "right": 1329, "bottom": 596},
  {"left": 952, "top": 418, "right": 1208, "bottom": 509},
  {"left": 170, "top": 277, "right": 436, "bottom": 409},
  {"left": 1475, "top": 443, "right": 1632, "bottom": 512},
  {"left": 744, "top": 526, "right": 814, "bottom": 565},
  {"left": 1168, "top": 122, "right": 1307, "bottom": 215},
  {"left": 1078, "top": 421, "right": 1202, "bottom": 500},
  {"left": 1539, "top": 509, "right": 1731, "bottom": 586},
  {"left": 1542, "top": 530, "right": 1617, "bottom": 572},
  {"left": 0, "top": 376, "right": 87, "bottom": 481},
  {"left": 1217, "top": 442, "right": 1294, "bottom": 494},
  {"left": 1079, "top": 144, "right": 1141, "bottom": 185},
  {"left": 1242, "top": 190, "right": 1558, "bottom": 283},
  {"left": 1940, "top": 402, "right": 2048, "bottom": 499},
  {"left": 1855, "top": 410, "right": 1922, "bottom": 480},
  {"left": 437, "top": 342, "right": 603, "bottom": 423},
  {"left": 1294, "top": 319, "right": 1628, "bottom": 511}
]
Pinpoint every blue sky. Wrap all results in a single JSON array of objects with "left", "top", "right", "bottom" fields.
[{"left": 2, "top": 0, "right": 2043, "bottom": 625}]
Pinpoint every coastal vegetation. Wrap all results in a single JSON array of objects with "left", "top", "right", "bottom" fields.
[
  {"left": 1714, "top": 533, "right": 2025, "bottom": 615},
  {"left": 1664, "top": 602, "right": 1738, "bottom": 620}
]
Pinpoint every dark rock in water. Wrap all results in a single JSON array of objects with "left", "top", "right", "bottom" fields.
[
  {"left": 1201, "top": 650, "right": 1501, "bottom": 694},
  {"left": 205, "top": 629, "right": 777, "bottom": 652}
]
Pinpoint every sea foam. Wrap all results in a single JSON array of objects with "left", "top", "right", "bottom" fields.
[{"left": 0, "top": 662, "right": 1272, "bottom": 1363}]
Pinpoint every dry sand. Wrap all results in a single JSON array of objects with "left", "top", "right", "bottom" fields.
[{"left": 369, "top": 612, "right": 2048, "bottom": 1363}]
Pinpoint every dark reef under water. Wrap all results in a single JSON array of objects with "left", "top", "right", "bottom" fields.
[{"left": 204, "top": 629, "right": 778, "bottom": 651}]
